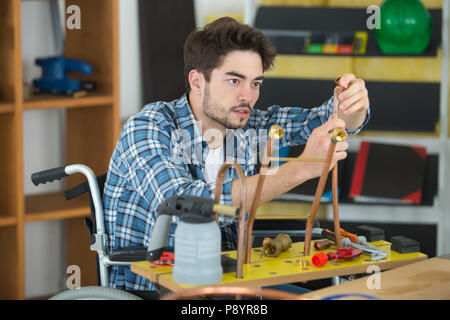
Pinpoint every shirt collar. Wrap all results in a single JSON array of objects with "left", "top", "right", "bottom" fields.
[
  {"left": 173, "top": 93, "right": 254, "bottom": 170},
  {"left": 173, "top": 94, "right": 209, "bottom": 164}
]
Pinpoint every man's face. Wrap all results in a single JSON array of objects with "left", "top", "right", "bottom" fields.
[{"left": 202, "top": 50, "right": 264, "bottom": 129}]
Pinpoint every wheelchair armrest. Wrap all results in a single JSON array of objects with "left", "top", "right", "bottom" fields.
[{"left": 109, "top": 246, "right": 147, "bottom": 262}]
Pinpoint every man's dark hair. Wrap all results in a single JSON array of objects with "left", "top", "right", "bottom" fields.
[{"left": 183, "top": 17, "right": 277, "bottom": 92}]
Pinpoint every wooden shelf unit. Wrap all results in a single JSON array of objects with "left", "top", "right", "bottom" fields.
[
  {"left": 263, "top": 52, "right": 444, "bottom": 136},
  {"left": 255, "top": 2, "right": 445, "bottom": 135},
  {"left": 0, "top": 103, "right": 15, "bottom": 113},
  {"left": 24, "top": 192, "right": 91, "bottom": 222},
  {"left": 265, "top": 53, "right": 442, "bottom": 83},
  {"left": 250, "top": 0, "right": 448, "bottom": 257},
  {"left": 23, "top": 93, "right": 114, "bottom": 110},
  {"left": 0, "top": 217, "right": 17, "bottom": 228},
  {"left": 0, "top": 0, "right": 119, "bottom": 299}
]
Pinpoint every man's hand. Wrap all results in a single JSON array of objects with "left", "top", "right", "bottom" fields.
[
  {"left": 231, "top": 117, "right": 348, "bottom": 210},
  {"left": 299, "top": 118, "right": 349, "bottom": 180},
  {"left": 334, "top": 73, "right": 369, "bottom": 130}
]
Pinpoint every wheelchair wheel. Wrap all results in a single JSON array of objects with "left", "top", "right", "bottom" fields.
[{"left": 49, "top": 286, "right": 143, "bottom": 300}]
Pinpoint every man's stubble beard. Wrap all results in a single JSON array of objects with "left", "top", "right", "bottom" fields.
[{"left": 202, "top": 85, "right": 250, "bottom": 130}]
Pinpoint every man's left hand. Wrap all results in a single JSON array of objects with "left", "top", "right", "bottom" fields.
[{"left": 334, "top": 73, "right": 370, "bottom": 116}]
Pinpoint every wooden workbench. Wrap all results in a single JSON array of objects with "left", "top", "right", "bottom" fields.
[
  {"left": 131, "top": 240, "right": 427, "bottom": 293},
  {"left": 303, "top": 255, "right": 450, "bottom": 300}
]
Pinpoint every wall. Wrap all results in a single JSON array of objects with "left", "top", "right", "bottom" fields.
[{"left": 119, "top": 0, "right": 142, "bottom": 122}]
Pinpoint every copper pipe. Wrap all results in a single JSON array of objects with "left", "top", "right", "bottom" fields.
[
  {"left": 245, "top": 125, "right": 284, "bottom": 264},
  {"left": 314, "top": 239, "right": 332, "bottom": 251},
  {"left": 303, "top": 142, "right": 336, "bottom": 256},
  {"left": 245, "top": 139, "right": 271, "bottom": 263},
  {"left": 330, "top": 85, "right": 345, "bottom": 249},
  {"left": 331, "top": 163, "right": 342, "bottom": 248},
  {"left": 161, "top": 285, "right": 313, "bottom": 300},
  {"left": 304, "top": 84, "right": 348, "bottom": 255},
  {"left": 214, "top": 162, "right": 247, "bottom": 279},
  {"left": 302, "top": 131, "right": 348, "bottom": 254}
]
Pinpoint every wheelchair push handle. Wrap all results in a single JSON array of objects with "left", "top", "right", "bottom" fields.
[{"left": 31, "top": 166, "right": 69, "bottom": 186}]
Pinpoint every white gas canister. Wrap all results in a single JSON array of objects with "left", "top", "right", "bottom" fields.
[{"left": 172, "top": 220, "right": 223, "bottom": 285}]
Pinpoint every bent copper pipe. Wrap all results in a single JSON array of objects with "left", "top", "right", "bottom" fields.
[
  {"left": 330, "top": 84, "right": 347, "bottom": 250},
  {"left": 161, "top": 285, "right": 313, "bottom": 300},
  {"left": 303, "top": 142, "right": 336, "bottom": 256},
  {"left": 214, "top": 161, "right": 247, "bottom": 279},
  {"left": 304, "top": 81, "right": 348, "bottom": 256},
  {"left": 303, "top": 127, "right": 347, "bottom": 256},
  {"left": 331, "top": 162, "right": 342, "bottom": 249},
  {"left": 245, "top": 125, "right": 284, "bottom": 264}
]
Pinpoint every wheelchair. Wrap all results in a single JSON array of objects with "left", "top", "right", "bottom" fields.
[
  {"left": 31, "top": 164, "right": 157, "bottom": 300},
  {"left": 31, "top": 164, "right": 326, "bottom": 300}
]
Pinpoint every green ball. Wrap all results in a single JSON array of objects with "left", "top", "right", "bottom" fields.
[{"left": 374, "top": 0, "right": 432, "bottom": 54}]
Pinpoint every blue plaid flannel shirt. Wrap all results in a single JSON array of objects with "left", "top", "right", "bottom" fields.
[{"left": 103, "top": 93, "right": 369, "bottom": 291}]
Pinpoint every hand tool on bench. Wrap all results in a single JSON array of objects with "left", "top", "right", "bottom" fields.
[{"left": 338, "top": 228, "right": 388, "bottom": 261}]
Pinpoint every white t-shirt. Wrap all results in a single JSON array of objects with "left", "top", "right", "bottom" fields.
[{"left": 203, "top": 144, "right": 224, "bottom": 185}]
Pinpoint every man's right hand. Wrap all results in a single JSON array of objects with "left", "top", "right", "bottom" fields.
[{"left": 299, "top": 118, "right": 349, "bottom": 180}]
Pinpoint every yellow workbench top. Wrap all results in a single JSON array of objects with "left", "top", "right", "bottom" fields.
[{"left": 132, "top": 240, "right": 427, "bottom": 293}]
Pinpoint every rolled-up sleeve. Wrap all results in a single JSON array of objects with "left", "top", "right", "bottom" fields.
[{"left": 118, "top": 115, "right": 213, "bottom": 212}]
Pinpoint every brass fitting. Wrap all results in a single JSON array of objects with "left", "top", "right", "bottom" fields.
[
  {"left": 262, "top": 234, "right": 292, "bottom": 257},
  {"left": 330, "top": 127, "right": 347, "bottom": 143},
  {"left": 268, "top": 125, "right": 284, "bottom": 140}
]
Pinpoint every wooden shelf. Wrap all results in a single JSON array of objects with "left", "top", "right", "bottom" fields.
[
  {"left": 353, "top": 53, "right": 441, "bottom": 83},
  {"left": 358, "top": 130, "right": 440, "bottom": 138},
  {"left": 266, "top": 54, "right": 441, "bottom": 83},
  {"left": 261, "top": 0, "right": 443, "bottom": 9},
  {"left": 23, "top": 93, "right": 114, "bottom": 110},
  {"left": 25, "top": 191, "right": 91, "bottom": 222},
  {"left": 0, "top": 102, "right": 14, "bottom": 113},
  {"left": 0, "top": 216, "right": 16, "bottom": 227},
  {"left": 266, "top": 54, "right": 353, "bottom": 80}
]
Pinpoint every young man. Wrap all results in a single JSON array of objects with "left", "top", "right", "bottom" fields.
[{"left": 103, "top": 17, "right": 370, "bottom": 291}]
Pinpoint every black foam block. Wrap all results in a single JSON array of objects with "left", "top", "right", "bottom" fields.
[
  {"left": 391, "top": 236, "right": 420, "bottom": 254},
  {"left": 356, "top": 225, "right": 385, "bottom": 242}
]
